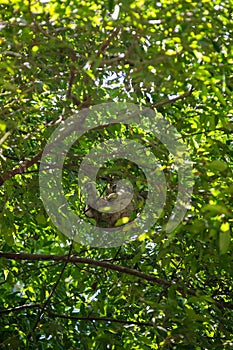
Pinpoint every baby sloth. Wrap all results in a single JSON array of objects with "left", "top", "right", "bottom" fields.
[{"left": 84, "top": 181, "right": 145, "bottom": 228}]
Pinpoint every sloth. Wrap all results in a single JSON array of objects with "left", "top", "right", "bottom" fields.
[{"left": 84, "top": 182, "right": 145, "bottom": 228}]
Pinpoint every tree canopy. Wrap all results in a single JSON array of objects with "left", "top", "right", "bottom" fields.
[{"left": 0, "top": 0, "right": 233, "bottom": 348}]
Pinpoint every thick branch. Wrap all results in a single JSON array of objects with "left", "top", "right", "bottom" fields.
[
  {"left": 0, "top": 252, "right": 233, "bottom": 311},
  {"left": 0, "top": 251, "right": 169, "bottom": 286}
]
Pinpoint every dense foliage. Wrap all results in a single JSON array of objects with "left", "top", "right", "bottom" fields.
[{"left": 0, "top": 0, "right": 232, "bottom": 348}]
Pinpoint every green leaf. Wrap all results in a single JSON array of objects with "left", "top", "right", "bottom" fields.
[
  {"left": 219, "top": 231, "right": 231, "bottom": 255},
  {"left": 207, "top": 160, "right": 228, "bottom": 172}
]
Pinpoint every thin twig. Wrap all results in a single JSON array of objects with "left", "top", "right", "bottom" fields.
[
  {"left": 44, "top": 308, "right": 154, "bottom": 327},
  {"left": 0, "top": 303, "right": 154, "bottom": 327},
  {"left": 153, "top": 85, "right": 194, "bottom": 108},
  {"left": 0, "top": 150, "right": 42, "bottom": 186}
]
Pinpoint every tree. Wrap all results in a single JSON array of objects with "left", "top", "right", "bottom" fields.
[{"left": 0, "top": 0, "right": 232, "bottom": 348}]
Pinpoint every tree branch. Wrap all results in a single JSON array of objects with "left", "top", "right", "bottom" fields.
[
  {"left": 153, "top": 86, "right": 194, "bottom": 108},
  {"left": 95, "top": 28, "right": 121, "bottom": 60},
  {"left": 0, "top": 151, "right": 42, "bottom": 186},
  {"left": 0, "top": 251, "right": 169, "bottom": 286},
  {"left": 1, "top": 251, "right": 233, "bottom": 311},
  {"left": 0, "top": 303, "right": 41, "bottom": 315},
  {"left": 44, "top": 308, "right": 154, "bottom": 327},
  {"left": 0, "top": 303, "right": 154, "bottom": 327},
  {"left": 0, "top": 251, "right": 233, "bottom": 310}
]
